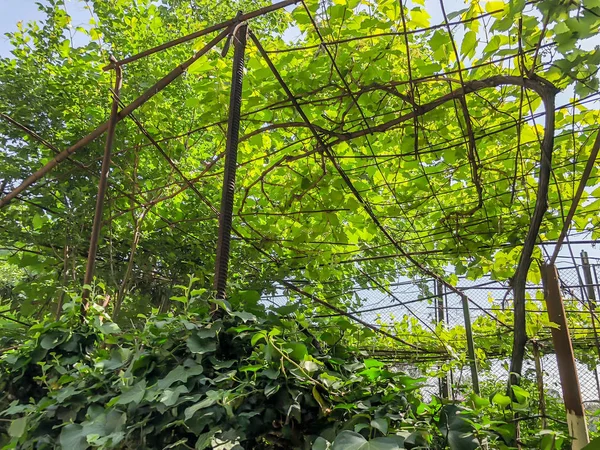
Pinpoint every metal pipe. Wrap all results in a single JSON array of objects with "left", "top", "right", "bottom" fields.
[
  {"left": 436, "top": 280, "right": 451, "bottom": 398},
  {"left": 103, "top": 0, "right": 298, "bottom": 70},
  {"left": 542, "top": 263, "right": 589, "bottom": 449},
  {"left": 461, "top": 293, "right": 480, "bottom": 394},
  {"left": 214, "top": 23, "right": 247, "bottom": 302},
  {"left": 581, "top": 251, "right": 600, "bottom": 400},
  {"left": 82, "top": 60, "right": 123, "bottom": 311}
]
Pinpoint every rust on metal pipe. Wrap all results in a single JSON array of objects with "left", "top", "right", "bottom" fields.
[
  {"left": 81, "top": 59, "right": 123, "bottom": 311},
  {"left": 542, "top": 263, "right": 589, "bottom": 449},
  {"left": 213, "top": 23, "right": 247, "bottom": 303},
  {"left": 103, "top": 0, "right": 298, "bottom": 70}
]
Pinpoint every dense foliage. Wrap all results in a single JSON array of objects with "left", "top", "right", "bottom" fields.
[{"left": 0, "top": 294, "right": 572, "bottom": 449}]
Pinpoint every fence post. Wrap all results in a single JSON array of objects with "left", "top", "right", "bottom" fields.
[
  {"left": 532, "top": 341, "right": 547, "bottom": 429},
  {"left": 580, "top": 251, "right": 600, "bottom": 401},
  {"left": 213, "top": 23, "right": 247, "bottom": 306},
  {"left": 460, "top": 293, "right": 480, "bottom": 394},
  {"left": 542, "top": 263, "right": 589, "bottom": 449},
  {"left": 436, "top": 280, "right": 451, "bottom": 398}
]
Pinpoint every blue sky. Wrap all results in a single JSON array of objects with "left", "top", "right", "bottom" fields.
[{"left": 0, "top": 0, "right": 89, "bottom": 57}]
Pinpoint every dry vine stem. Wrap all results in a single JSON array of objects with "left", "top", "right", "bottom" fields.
[{"left": 509, "top": 80, "right": 559, "bottom": 385}]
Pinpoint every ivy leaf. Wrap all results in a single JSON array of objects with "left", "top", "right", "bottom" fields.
[
  {"left": 184, "top": 391, "right": 221, "bottom": 421},
  {"left": 196, "top": 428, "right": 219, "bottom": 449},
  {"left": 370, "top": 418, "right": 389, "bottom": 436},
  {"left": 230, "top": 311, "right": 257, "bottom": 322},
  {"left": 159, "top": 365, "right": 190, "bottom": 389},
  {"left": 116, "top": 380, "right": 146, "bottom": 405},
  {"left": 40, "top": 330, "right": 67, "bottom": 349},
  {"left": 59, "top": 424, "right": 88, "bottom": 450},
  {"left": 187, "top": 335, "right": 217, "bottom": 354},
  {"left": 160, "top": 385, "right": 189, "bottom": 407},
  {"left": 331, "top": 431, "right": 404, "bottom": 449}
]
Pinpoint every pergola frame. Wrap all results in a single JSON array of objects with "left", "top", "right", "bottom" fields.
[{"left": 2, "top": 1, "right": 600, "bottom": 446}]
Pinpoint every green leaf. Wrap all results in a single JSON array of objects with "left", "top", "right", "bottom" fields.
[
  {"left": 40, "top": 330, "right": 66, "bottom": 349},
  {"left": 274, "top": 303, "right": 299, "bottom": 315},
  {"left": 8, "top": 416, "right": 27, "bottom": 438},
  {"left": 281, "top": 342, "right": 308, "bottom": 361},
  {"left": 99, "top": 322, "right": 121, "bottom": 335},
  {"left": 187, "top": 334, "right": 217, "bottom": 354},
  {"left": 230, "top": 311, "right": 256, "bottom": 322},
  {"left": 188, "top": 56, "right": 214, "bottom": 74},
  {"left": 160, "top": 385, "right": 189, "bottom": 407},
  {"left": 312, "top": 436, "right": 330, "bottom": 450},
  {"left": 582, "top": 435, "right": 600, "bottom": 449},
  {"left": 184, "top": 391, "right": 221, "bottom": 421},
  {"left": 59, "top": 424, "right": 88, "bottom": 450},
  {"left": 251, "top": 331, "right": 267, "bottom": 346},
  {"left": 58, "top": 39, "right": 70, "bottom": 58},
  {"left": 492, "top": 392, "right": 512, "bottom": 408},
  {"left": 364, "top": 359, "right": 385, "bottom": 369},
  {"left": 196, "top": 428, "right": 219, "bottom": 449},
  {"left": 511, "top": 385, "right": 530, "bottom": 403},
  {"left": 438, "top": 405, "right": 479, "bottom": 450},
  {"left": 331, "top": 431, "right": 404, "bottom": 449},
  {"left": 116, "top": 379, "right": 146, "bottom": 405},
  {"left": 485, "top": 0, "right": 506, "bottom": 15},
  {"left": 32, "top": 214, "right": 43, "bottom": 230},
  {"left": 158, "top": 364, "right": 203, "bottom": 389},
  {"left": 370, "top": 418, "right": 388, "bottom": 436},
  {"left": 461, "top": 31, "right": 477, "bottom": 58},
  {"left": 264, "top": 382, "right": 280, "bottom": 397}
]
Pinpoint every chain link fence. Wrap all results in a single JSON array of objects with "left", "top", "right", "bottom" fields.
[{"left": 262, "top": 254, "right": 600, "bottom": 428}]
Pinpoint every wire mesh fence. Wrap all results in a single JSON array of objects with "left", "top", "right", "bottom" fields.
[{"left": 262, "top": 252, "right": 600, "bottom": 424}]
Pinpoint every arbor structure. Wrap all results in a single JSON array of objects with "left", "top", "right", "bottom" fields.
[{"left": 1, "top": 0, "right": 600, "bottom": 446}]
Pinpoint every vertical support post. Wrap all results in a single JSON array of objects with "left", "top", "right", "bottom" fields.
[
  {"left": 82, "top": 60, "right": 123, "bottom": 311},
  {"left": 213, "top": 23, "right": 247, "bottom": 303},
  {"left": 461, "top": 293, "right": 480, "bottom": 394},
  {"left": 436, "top": 280, "right": 451, "bottom": 398},
  {"left": 542, "top": 263, "right": 589, "bottom": 449},
  {"left": 532, "top": 341, "right": 548, "bottom": 429},
  {"left": 581, "top": 251, "right": 600, "bottom": 399}
]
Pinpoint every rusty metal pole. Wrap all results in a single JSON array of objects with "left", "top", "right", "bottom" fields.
[
  {"left": 213, "top": 23, "right": 247, "bottom": 305},
  {"left": 82, "top": 60, "right": 122, "bottom": 312},
  {"left": 460, "top": 293, "right": 480, "bottom": 394},
  {"left": 580, "top": 251, "right": 600, "bottom": 400},
  {"left": 542, "top": 263, "right": 589, "bottom": 449},
  {"left": 436, "top": 280, "right": 451, "bottom": 398}
]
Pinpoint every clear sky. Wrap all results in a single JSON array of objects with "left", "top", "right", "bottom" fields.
[{"left": 0, "top": 0, "right": 89, "bottom": 58}]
